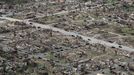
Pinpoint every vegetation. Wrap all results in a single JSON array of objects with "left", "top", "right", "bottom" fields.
[
  {"left": 0, "top": 0, "right": 33, "bottom": 4},
  {"left": 105, "top": 0, "right": 118, "bottom": 4},
  {"left": 122, "top": 4, "right": 134, "bottom": 12},
  {"left": 121, "top": 27, "right": 134, "bottom": 35}
]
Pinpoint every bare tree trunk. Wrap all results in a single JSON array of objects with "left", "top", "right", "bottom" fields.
[
  {"left": 67, "top": 2, "right": 71, "bottom": 13},
  {"left": 45, "top": 0, "right": 49, "bottom": 17}
]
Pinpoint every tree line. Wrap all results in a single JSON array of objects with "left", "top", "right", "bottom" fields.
[{"left": 0, "top": 0, "right": 33, "bottom": 4}]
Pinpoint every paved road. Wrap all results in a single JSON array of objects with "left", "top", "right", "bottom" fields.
[{"left": 0, "top": 16, "right": 134, "bottom": 52}]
